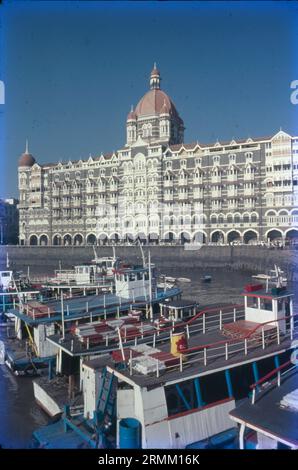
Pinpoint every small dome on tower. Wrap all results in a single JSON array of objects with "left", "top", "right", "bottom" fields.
[
  {"left": 150, "top": 62, "right": 161, "bottom": 90},
  {"left": 127, "top": 105, "right": 136, "bottom": 121},
  {"left": 18, "top": 140, "right": 36, "bottom": 168}
]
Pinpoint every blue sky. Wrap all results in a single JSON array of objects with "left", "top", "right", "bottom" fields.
[{"left": 1, "top": 1, "right": 298, "bottom": 197}]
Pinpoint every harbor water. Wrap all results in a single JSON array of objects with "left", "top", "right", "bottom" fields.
[{"left": 0, "top": 265, "right": 292, "bottom": 448}]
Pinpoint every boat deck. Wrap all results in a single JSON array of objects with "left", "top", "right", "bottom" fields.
[
  {"left": 8, "top": 287, "right": 182, "bottom": 326},
  {"left": 33, "top": 419, "right": 91, "bottom": 449},
  {"left": 4, "top": 335, "right": 54, "bottom": 371},
  {"left": 47, "top": 326, "right": 173, "bottom": 357},
  {"left": 34, "top": 375, "right": 83, "bottom": 412},
  {"left": 230, "top": 368, "right": 298, "bottom": 447},
  {"left": 5, "top": 336, "right": 30, "bottom": 361},
  {"left": 222, "top": 320, "right": 277, "bottom": 339},
  {"left": 86, "top": 328, "right": 297, "bottom": 389},
  {"left": 47, "top": 303, "right": 245, "bottom": 357}
]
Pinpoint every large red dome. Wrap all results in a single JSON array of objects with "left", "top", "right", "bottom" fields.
[{"left": 134, "top": 89, "right": 180, "bottom": 119}]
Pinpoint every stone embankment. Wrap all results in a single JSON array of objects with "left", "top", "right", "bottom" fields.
[{"left": 0, "top": 245, "right": 297, "bottom": 279}]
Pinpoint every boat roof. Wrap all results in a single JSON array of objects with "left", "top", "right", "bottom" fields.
[
  {"left": 9, "top": 287, "right": 181, "bottom": 326},
  {"left": 0, "top": 289, "right": 40, "bottom": 296},
  {"left": 242, "top": 289, "right": 293, "bottom": 300},
  {"left": 116, "top": 265, "right": 151, "bottom": 273},
  {"left": 159, "top": 299, "right": 198, "bottom": 309},
  {"left": 75, "top": 258, "right": 116, "bottom": 266},
  {"left": 81, "top": 329, "right": 296, "bottom": 390},
  {"left": 230, "top": 368, "right": 298, "bottom": 448}
]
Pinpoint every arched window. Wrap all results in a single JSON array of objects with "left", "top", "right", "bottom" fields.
[
  {"left": 251, "top": 213, "right": 258, "bottom": 223},
  {"left": 142, "top": 123, "right": 152, "bottom": 138}
]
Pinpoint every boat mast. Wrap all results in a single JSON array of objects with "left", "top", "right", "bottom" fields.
[
  {"left": 61, "top": 290, "right": 65, "bottom": 340},
  {"left": 148, "top": 250, "right": 153, "bottom": 320},
  {"left": 138, "top": 240, "right": 146, "bottom": 268},
  {"left": 92, "top": 245, "right": 99, "bottom": 263}
]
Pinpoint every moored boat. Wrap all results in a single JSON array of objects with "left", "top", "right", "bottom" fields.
[
  {"left": 3, "top": 259, "right": 182, "bottom": 376},
  {"left": 31, "top": 268, "right": 298, "bottom": 448},
  {"left": 201, "top": 275, "right": 212, "bottom": 283}
]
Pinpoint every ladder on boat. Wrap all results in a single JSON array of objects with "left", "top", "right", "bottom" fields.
[
  {"left": 92, "top": 368, "right": 117, "bottom": 447},
  {"left": 94, "top": 368, "right": 117, "bottom": 429}
]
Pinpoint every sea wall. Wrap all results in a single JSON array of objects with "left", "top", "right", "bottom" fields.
[{"left": 1, "top": 245, "right": 298, "bottom": 279}]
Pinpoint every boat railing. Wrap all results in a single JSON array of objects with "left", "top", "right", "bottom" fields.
[
  {"left": 13, "top": 286, "right": 182, "bottom": 322},
  {"left": 108, "top": 305, "right": 245, "bottom": 350},
  {"left": 69, "top": 305, "right": 245, "bottom": 353},
  {"left": 142, "top": 313, "right": 298, "bottom": 378},
  {"left": 43, "top": 278, "right": 115, "bottom": 289},
  {"left": 186, "top": 304, "right": 241, "bottom": 326},
  {"left": 69, "top": 404, "right": 85, "bottom": 417},
  {"left": 186, "top": 304, "right": 244, "bottom": 333},
  {"left": 249, "top": 359, "right": 296, "bottom": 404}
]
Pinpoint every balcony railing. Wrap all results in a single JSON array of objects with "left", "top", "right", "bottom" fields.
[
  {"left": 163, "top": 180, "right": 173, "bottom": 188},
  {"left": 243, "top": 174, "right": 255, "bottom": 181}
]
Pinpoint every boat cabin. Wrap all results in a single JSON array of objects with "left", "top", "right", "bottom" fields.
[
  {"left": 54, "top": 257, "right": 120, "bottom": 286},
  {"left": 72, "top": 257, "right": 119, "bottom": 285},
  {"left": 115, "top": 265, "right": 156, "bottom": 301},
  {"left": 0, "top": 270, "right": 13, "bottom": 291},
  {"left": 159, "top": 299, "right": 198, "bottom": 322},
  {"left": 243, "top": 284, "right": 293, "bottom": 335}
]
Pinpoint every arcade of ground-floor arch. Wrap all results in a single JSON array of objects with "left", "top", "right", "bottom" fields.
[{"left": 24, "top": 229, "right": 298, "bottom": 246}]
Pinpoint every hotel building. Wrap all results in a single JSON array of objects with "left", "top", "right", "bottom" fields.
[{"left": 18, "top": 65, "right": 298, "bottom": 246}]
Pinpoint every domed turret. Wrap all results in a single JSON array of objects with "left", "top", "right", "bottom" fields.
[
  {"left": 150, "top": 62, "right": 161, "bottom": 90},
  {"left": 134, "top": 64, "right": 180, "bottom": 120},
  {"left": 127, "top": 105, "right": 137, "bottom": 121},
  {"left": 125, "top": 64, "right": 185, "bottom": 146},
  {"left": 18, "top": 140, "right": 36, "bottom": 168}
]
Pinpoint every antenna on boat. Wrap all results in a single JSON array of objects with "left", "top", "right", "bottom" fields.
[
  {"left": 61, "top": 290, "right": 65, "bottom": 340},
  {"left": 148, "top": 250, "right": 153, "bottom": 321},
  {"left": 138, "top": 240, "right": 146, "bottom": 268},
  {"left": 6, "top": 252, "right": 10, "bottom": 268},
  {"left": 92, "top": 245, "right": 99, "bottom": 263},
  {"left": 112, "top": 245, "right": 116, "bottom": 261},
  {"left": 117, "top": 327, "right": 125, "bottom": 361}
]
